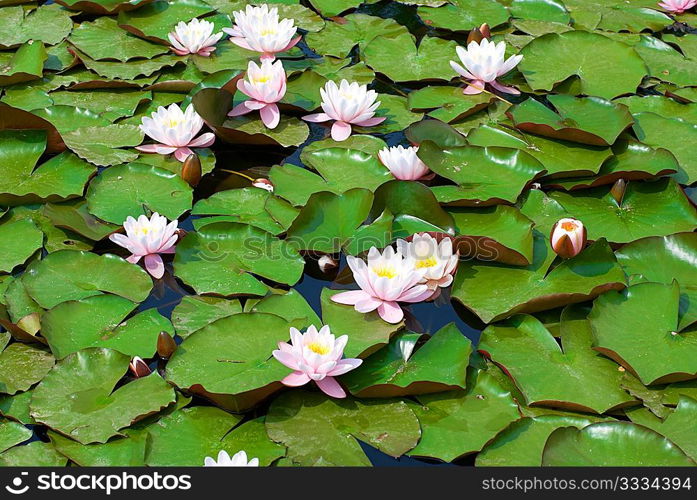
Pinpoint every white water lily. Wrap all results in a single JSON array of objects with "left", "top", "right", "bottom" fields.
[
  {"left": 396, "top": 233, "right": 458, "bottom": 296},
  {"left": 303, "top": 80, "right": 386, "bottom": 141},
  {"left": 204, "top": 450, "right": 259, "bottom": 467},
  {"left": 550, "top": 218, "right": 587, "bottom": 259},
  {"left": 450, "top": 38, "right": 523, "bottom": 95},
  {"left": 228, "top": 59, "right": 286, "bottom": 129},
  {"left": 168, "top": 18, "right": 223, "bottom": 57},
  {"left": 223, "top": 4, "right": 300, "bottom": 61},
  {"left": 378, "top": 145, "right": 431, "bottom": 180},
  {"left": 136, "top": 103, "right": 215, "bottom": 162}
]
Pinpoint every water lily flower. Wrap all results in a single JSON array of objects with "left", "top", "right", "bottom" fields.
[
  {"left": 272, "top": 325, "right": 362, "bottom": 398},
  {"left": 252, "top": 178, "right": 274, "bottom": 192},
  {"left": 223, "top": 4, "right": 301, "bottom": 61},
  {"left": 550, "top": 218, "right": 587, "bottom": 259},
  {"left": 318, "top": 254, "right": 338, "bottom": 273},
  {"left": 658, "top": 0, "right": 697, "bottom": 13},
  {"left": 303, "top": 80, "right": 386, "bottom": 141},
  {"left": 228, "top": 59, "right": 286, "bottom": 129},
  {"left": 129, "top": 357, "right": 151, "bottom": 378},
  {"left": 396, "top": 233, "right": 458, "bottom": 297},
  {"left": 109, "top": 213, "right": 178, "bottom": 279},
  {"left": 168, "top": 18, "right": 223, "bottom": 57},
  {"left": 378, "top": 145, "right": 431, "bottom": 180},
  {"left": 204, "top": 450, "right": 259, "bottom": 467},
  {"left": 137, "top": 103, "right": 215, "bottom": 162},
  {"left": 450, "top": 38, "right": 523, "bottom": 95},
  {"left": 331, "top": 246, "right": 432, "bottom": 324}
]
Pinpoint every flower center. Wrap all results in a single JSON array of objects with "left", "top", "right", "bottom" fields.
[
  {"left": 253, "top": 75, "right": 271, "bottom": 83},
  {"left": 307, "top": 342, "right": 330, "bottom": 355},
  {"left": 561, "top": 221, "right": 577, "bottom": 231},
  {"left": 415, "top": 257, "right": 438, "bottom": 269},
  {"left": 166, "top": 119, "right": 181, "bottom": 128},
  {"left": 259, "top": 28, "right": 277, "bottom": 36},
  {"left": 373, "top": 266, "right": 398, "bottom": 279},
  {"left": 139, "top": 227, "right": 150, "bottom": 235}
]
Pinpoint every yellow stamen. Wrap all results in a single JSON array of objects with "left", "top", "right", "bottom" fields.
[
  {"left": 307, "top": 342, "right": 330, "bottom": 355},
  {"left": 253, "top": 75, "right": 271, "bottom": 83},
  {"left": 260, "top": 29, "right": 277, "bottom": 36},
  {"left": 166, "top": 119, "right": 181, "bottom": 128},
  {"left": 415, "top": 257, "right": 438, "bottom": 269},
  {"left": 561, "top": 221, "right": 577, "bottom": 231},
  {"left": 373, "top": 266, "right": 398, "bottom": 279}
]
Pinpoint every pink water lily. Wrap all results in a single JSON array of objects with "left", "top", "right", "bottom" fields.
[
  {"left": 658, "top": 0, "right": 697, "bottom": 13},
  {"left": 272, "top": 325, "right": 362, "bottom": 398},
  {"left": 204, "top": 450, "right": 259, "bottom": 467},
  {"left": 223, "top": 4, "right": 300, "bottom": 61},
  {"left": 109, "top": 213, "right": 178, "bottom": 279},
  {"left": 396, "top": 233, "right": 458, "bottom": 298},
  {"left": 228, "top": 59, "right": 286, "bottom": 129},
  {"left": 550, "top": 218, "right": 587, "bottom": 259},
  {"left": 450, "top": 38, "right": 523, "bottom": 95},
  {"left": 378, "top": 145, "right": 432, "bottom": 180},
  {"left": 168, "top": 18, "right": 223, "bottom": 57},
  {"left": 331, "top": 246, "right": 432, "bottom": 324},
  {"left": 303, "top": 79, "right": 386, "bottom": 141},
  {"left": 137, "top": 103, "right": 215, "bottom": 162}
]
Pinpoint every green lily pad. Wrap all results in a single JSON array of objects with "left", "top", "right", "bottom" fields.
[
  {"left": 321, "top": 289, "right": 404, "bottom": 359},
  {"left": 50, "top": 429, "right": 148, "bottom": 466},
  {"left": 22, "top": 250, "right": 152, "bottom": 309},
  {"left": 418, "top": 141, "right": 546, "bottom": 205},
  {"left": 362, "top": 32, "right": 458, "bottom": 82},
  {"left": 634, "top": 35, "right": 697, "bottom": 88},
  {"left": 0, "top": 4, "right": 73, "bottom": 49},
  {"left": 117, "top": 0, "right": 215, "bottom": 44},
  {"left": 617, "top": 95, "right": 697, "bottom": 125},
  {"left": 145, "top": 406, "right": 243, "bottom": 466},
  {"left": 86, "top": 162, "right": 193, "bottom": 223},
  {"left": 171, "top": 295, "right": 242, "bottom": 339},
  {"left": 0, "top": 390, "right": 35, "bottom": 425},
  {"left": 48, "top": 89, "right": 152, "bottom": 122},
  {"left": 220, "top": 417, "right": 286, "bottom": 466},
  {"left": 0, "top": 342, "right": 54, "bottom": 395},
  {"left": 546, "top": 179, "right": 697, "bottom": 244},
  {"left": 355, "top": 94, "right": 424, "bottom": 135},
  {"left": 165, "top": 312, "right": 293, "bottom": 412},
  {"left": 0, "top": 441, "right": 67, "bottom": 467},
  {"left": 70, "top": 47, "right": 182, "bottom": 81},
  {"left": 0, "top": 218, "right": 43, "bottom": 272},
  {"left": 41, "top": 294, "right": 173, "bottom": 359},
  {"left": 63, "top": 124, "right": 143, "bottom": 166},
  {"left": 0, "top": 41, "right": 47, "bottom": 86},
  {"left": 508, "top": 95, "right": 634, "bottom": 146},
  {"left": 519, "top": 30, "right": 647, "bottom": 99},
  {"left": 306, "top": 0, "right": 375, "bottom": 17},
  {"left": 69, "top": 17, "right": 169, "bottom": 62},
  {"left": 616, "top": 232, "right": 697, "bottom": 331},
  {"left": 30, "top": 347, "right": 176, "bottom": 444},
  {"left": 343, "top": 323, "right": 470, "bottom": 397},
  {"left": 409, "top": 87, "right": 492, "bottom": 123},
  {"left": 266, "top": 390, "right": 420, "bottom": 466},
  {"left": 451, "top": 234, "right": 626, "bottom": 323},
  {"left": 589, "top": 281, "right": 697, "bottom": 385},
  {"left": 476, "top": 414, "right": 598, "bottom": 466},
  {"left": 0, "top": 419, "right": 32, "bottom": 453},
  {"left": 173, "top": 222, "right": 305, "bottom": 297},
  {"left": 245, "top": 288, "right": 321, "bottom": 330},
  {"left": 417, "top": 0, "right": 509, "bottom": 32},
  {"left": 56, "top": 0, "right": 155, "bottom": 14},
  {"left": 42, "top": 200, "right": 119, "bottom": 241},
  {"left": 408, "top": 369, "right": 520, "bottom": 462},
  {"left": 479, "top": 307, "right": 633, "bottom": 414},
  {"left": 541, "top": 422, "right": 695, "bottom": 466},
  {"left": 509, "top": 0, "right": 570, "bottom": 23}
]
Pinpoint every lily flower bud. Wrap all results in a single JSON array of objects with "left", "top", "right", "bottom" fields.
[
  {"left": 550, "top": 218, "right": 587, "bottom": 259},
  {"left": 129, "top": 356, "right": 152, "bottom": 378}
]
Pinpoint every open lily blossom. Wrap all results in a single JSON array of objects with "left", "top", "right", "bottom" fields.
[
  {"left": 378, "top": 145, "right": 431, "bottom": 180},
  {"left": 331, "top": 246, "right": 432, "bottom": 324},
  {"left": 450, "top": 38, "right": 523, "bottom": 95},
  {"left": 658, "top": 0, "right": 697, "bottom": 13},
  {"left": 228, "top": 59, "right": 286, "bottom": 129},
  {"left": 168, "top": 18, "right": 223, "bottom": 56},
  {"left": 303, "top": 80, "right": 386, "bottom": 141},
  {"left": 550, "top": 217, "right": 587, "bottom": 259},
  {"left": 272, "top": 325, "right": 362, "bottom": 398},
  {"left": 204, "top": 450, "right": 259, "bottom": 467},
  {"left": 396, "top": 233, "right": 458, "bottom": 296},
  {"left": 223, "top": 4, "right": 300, "bottom": 61},
  {"left": 137, "top": 104, "right": 215, "bottom": 162},
  {"left": 109, "top": 213, "right": 178, "bottom": 279}
]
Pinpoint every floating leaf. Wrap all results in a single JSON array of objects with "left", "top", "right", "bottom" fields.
[
  {"left": 0, "top": 4, "right": 73, "bottom": 49},
  {"left": 117, "top": 0, "right": 215, "bottom": 44},
  {"left": 417, "top": 0, "right": 509, "bottom": 32},
  {"left": 50, "top": 429, "right": 148, "bottom": 466},
  {"left": 0, "top": 419, "right": 32, "bottom": 453},
  {"left": 0, "top": 41, "right": 47, "bottom": 86},
  {"left": 0, "top": 441, "right": 67, "bottom": 467},
  {"left": 0, "top": 342, "right": 54, "bottom": 395},
  {"left": 56, "top": 0, "right": 155, "bottom": 15},
  {"left": 63, "top": 124, "right": 143, "bottom": 166},
  {"left": 171, "top": 295, "right": 242, "bottom": 339},
  {"left": 220, "top": 417, "right": 286, "bottom": 466},
  {"left": 0, "top": 218, "right": 43, "bottom": 273},
  {"left": 409, "top": 87, "right": 492, "bottom": 123}
]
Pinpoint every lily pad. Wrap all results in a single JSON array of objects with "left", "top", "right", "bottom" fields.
[
  {"left": 0, "top": 342, "right": 54, "bottom": 395},
  {"left": 0, "top": 41, "right": 47, "bottom": 86},
  {"left": 0, "top": 4, "right": 73, "bottom": 49},
  {"left": 634, "top": 35, "right": 697, "bottom": 88},
  {"left": 63, "top": 123, "right": 143, "bottom": 166},
  {"left": 50, "top": 429, "right": 148, "bottom": 467},
  {"left": 0, "top": 419, "right": 32, "bottom": 453},
  {"left": 589, "top": 281, "right": 697, "bottom": 385},
  {"left": 171, "top": 295, "right": 242, "bottom": 339},
  {"left": 343, "top": 323, "right": 470, "bottom": 397},
  {"left": 117, "top": 0, "right": 215, "bottom": 44},
  {"left": 165, "top": 312, "right": 293, "bottom": 412},
  {"left": 417, "top": 0, "right": 509, "bottom": 32},
  {"left": 409, "top": 87, "right": 492, "bottom": 123},
  {"left": 30, "top": 347, "right": 176, "bottom": 444},
  {"left": 0, "top": 441, "right": 67, "bottom": 467},
  {"left": 56, "top": 0, "right": 155, "bottom": 14},
  {"left": 266, "top": 390, "right": 420, "bottom": 466},
  {"left": 86, "top": 162, "right": 193, "bottom": 223},
  {"left": 0, "top": 218, "right": 43, "bottom": 272},
  {"left": 479, "top": 307, "right": 633, "bottom": 414},
  {"left": 173, "top": 222, "right": 305, "bottom": 297},
  {"left": 42, "top": 200, "right": 119, "bottom": 241},
  {"left": 220, "top": 417, "right": 286, "bottom": 466},
  {"left": 541, "top": 422, "right": 695, "bottom": 466}
]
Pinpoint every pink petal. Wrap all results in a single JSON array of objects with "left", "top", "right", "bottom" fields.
[
  {"left": 463, "top": 80, "right": 485, "bottom": 95},
  {"left": 260, "top": 52, "right": 276, "bottom": 62},
  {"left": 228, "top": 102, "right": 253, "bottom": 117},
  {"left": 327, "top": 359, "right": 362, "bottom": 376},
  {"left": 331, "top": 290, "right": 370, "bottom": 306},
  {"left": 171, "top": 48, "right": 190, "bottom": 56},
  {"left": 144, "top": 254, "right": 164, "bottom": 279},
  {"left": 303, "top": 113, "right": 331, "bottom": 123},
  {"left": 489, "top": 80, "right": 520, "bottom": 95},
  {"left": 282, "top": 35, "right": 302, "bottom": 52},
  {"left": 377, "top": 301, "right": 404, "bottom": 324},
  {"left": 126, "top": 254, "right": 142, "bottom": 264},
  {"left": 174, "top": 147, "right": 194, "bottom": 162},
  {"left": 352, "top": 116, "right": 386, "bottom": 127},
  {"left": 281, "top": 371, "right": 311, "bottom": 387},
  {"left": 136, "top": 144, "right": 165, "bottom": 153},
  {"left": 331, "top": 121, "right": 352, "bottom": 141},
  {"left": 272, "top": 350, "right": 300, "bottom": 371},
  {"left": 354, "top": 296, "right": 382, "bottom": 313},
  {"left": 187, "top": 133, "right": 215, "bottom": 147},
  {"left": 230, "top": 37, "right": 252, "bottom": 51},
  {"left": 260, "top": 104, "right": 280, "bottom": 129},
  {"left": 315, "top": 377, "right": 346, "bottom": 398},
  {"left": 244, "top": 100, "right": 267, "bottom": 111}
]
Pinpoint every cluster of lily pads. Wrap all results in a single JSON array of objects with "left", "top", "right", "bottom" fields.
[{"left": 0, "top": 0, "right": 697, "bottom": 468}]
